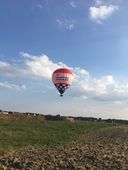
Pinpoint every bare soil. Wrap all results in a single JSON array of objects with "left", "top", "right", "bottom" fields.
[{"left": 0, "top": 127, "right": 128, "bottom": 170}]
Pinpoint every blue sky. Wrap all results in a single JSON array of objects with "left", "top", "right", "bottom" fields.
[{"left": 0, "top": 0, "right": 128, "bottom": 119}]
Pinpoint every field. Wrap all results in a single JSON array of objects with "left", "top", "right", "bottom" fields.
[
  {"left": 0, "top": 119, "right": 113, "bottom": 151},
  {"left": 0, "top": 118, "right": 128, "bottom": 169}
]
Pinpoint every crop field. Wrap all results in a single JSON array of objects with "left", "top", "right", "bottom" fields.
[
  {"left": 0, "top": 119, "right": 128, "bottom": 169},
  {"left": 0, "top": 119, "right": 113, "bottom": 151}
]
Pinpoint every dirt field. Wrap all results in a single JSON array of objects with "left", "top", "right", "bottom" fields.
[{"left": 0, "top": 127, "right": 128, "bottom": 170}]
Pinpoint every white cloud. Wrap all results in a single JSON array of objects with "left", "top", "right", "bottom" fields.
[
  {"left": 24, "top": 54, "right": 60, "bottom": 79},
  {"left": 33, "top": 0, "right": 48, "bottom": 9},
  {"left": 0, "top": 53, "right": 68, "bottom": 79},
  {"left": 95, "top": 0, "right": 103, "bottom": 6},
  {"left": 70, "top": 1, "right": 76, "bottom": 8},
  {"left": 89, "top": 5, "right": 119, "bottom": 23},
  {"left": 89, "top": 0, "right": 119, "bottom": 24},
  {"left": 20, "top": 52, "right": 35, "bottom": 59},
  {"left": 20, "top": 52, "right": 73, "bottom": 79},
  {"left": 67, "top": 23, "right": 74, "bottom": 30},
  {"left": 1, "top": 52, "right": 128, "bottom": 102},
  {"left": 56, "top": 19, "right": 75, "bottom": 30},
  {"left": 36, "top": 4, "right": 43, "bottom": 9},
  {"left": 0, "top": 61, "right": 27, "bottom": 77},
  {"left": 73, "top": 70, "right": 128, "bottom": 102},
  {"left": 0, "top": 81, "right": 26, "bottom": 90},
  {"left": 73, "top": 95, "right": 88, "bottom": 100},
  {"left": 56, "top": 19, "right": 62, "bottom": 26},
  {"left": 93, "top": 75, "right": 116, "bottom": 94}
]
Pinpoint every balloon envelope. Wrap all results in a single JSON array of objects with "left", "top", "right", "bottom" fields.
[{"left": 52, "top": 68, "right": 73, "bottom": 96}]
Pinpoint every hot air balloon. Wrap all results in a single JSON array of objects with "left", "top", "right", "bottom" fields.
[{"left": 52, "top": 68, "right": 74, "bottom": 97}]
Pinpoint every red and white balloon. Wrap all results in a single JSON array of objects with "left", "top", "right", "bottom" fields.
[{"left": 52, "top": 68, "right": 74, "bottom": 96}]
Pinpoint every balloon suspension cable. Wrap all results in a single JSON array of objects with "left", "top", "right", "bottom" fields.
[{"left": 60, "top": 94, "right": 63, "bottom": 97}]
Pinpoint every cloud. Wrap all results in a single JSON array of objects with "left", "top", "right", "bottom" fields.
[
  {"left": 70, "top": 1, "right": 76, "bottom": 8},
  {"left": 24, "top": 54, "right": 60, "bottom": 79},
  {"left": 89, "top": 5, "right": 119, "bottom": 23},
  {"left": 0, "top": 61, "right": 28, "bottom": 77},
  {"left": 33, "top": 0, "right": 48, "bottom": 9},
  {"left": 1, "top": 52, "right": 128, "bottom": 102},
  {"left": 95, "top": 0, "right": 103, "bottom": 6},
  {"left": 56, "top": 19, "right": 75, "bottom": 30},
  {"left": 0, "top": 81, "right": 26, "bottom": 90},
  {"left": 22, "top": 52, "right": 77, "bottom": 80},
  {"left": 73, "top": 95, "right": 88, "bottom": 100},
  {"left": 72, "top": 70, "right": 128, "bottom": 102},
  {"left": 89, "top": 0, "right": 119, "bottom": 24},
  {"left": 20, "top": 52, "right": 66, "bottom": 79},
  {"left": 0, "top": 53, "right": 68, "bottom": 79},
  {"left": 36, "top": 4, "right": 43, "bottom": 9}
]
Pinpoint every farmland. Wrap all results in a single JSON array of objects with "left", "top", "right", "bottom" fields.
[
  {"left": 0, "top": 117, "right": 128, "bottom": 169},
  {"left": 0, "top": 119, "right": 113, "bottom": 151}
]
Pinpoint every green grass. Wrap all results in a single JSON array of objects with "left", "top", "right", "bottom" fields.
[{"left": 0, "top": 120, "right": 115, "bottom": 152}]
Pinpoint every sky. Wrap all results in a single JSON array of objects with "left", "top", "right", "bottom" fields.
[{"left": 0, "top": 0, "right": 128, "bottom": 119}]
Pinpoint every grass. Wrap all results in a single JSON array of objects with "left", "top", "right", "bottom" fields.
[{"left": 0, "top": 120, "right": 115, "bottom": 152}]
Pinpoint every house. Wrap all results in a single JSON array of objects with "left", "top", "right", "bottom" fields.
[{"left": 65, "top": 117, "right": 75, "bottom": 122}]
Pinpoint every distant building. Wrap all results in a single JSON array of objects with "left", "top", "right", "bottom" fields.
[
  {"left": 65, "top": 117, "right": 75, "bottom": 122},
  {"left": 2, "top": 111, "right": 8, "bottom": 115}
]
